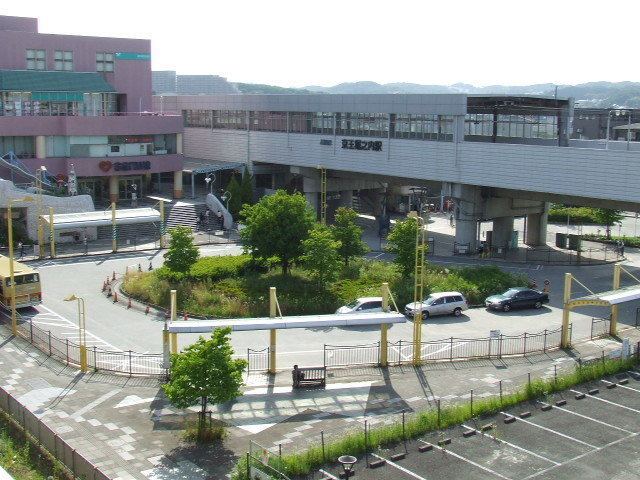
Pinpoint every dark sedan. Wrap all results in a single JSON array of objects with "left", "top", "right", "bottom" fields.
[{"left": 485, "top": 287, "right": 549, "bottom": 312}]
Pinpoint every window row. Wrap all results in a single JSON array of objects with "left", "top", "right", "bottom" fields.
[
  {"left": 0, "top": 92, "right": 117, "bottom": 117},
  {"left": 464, "top": 114, "right": 558, "bottom": 139},
  {"left": 25, "top": 50, "right": 115, "bottom": 72}
]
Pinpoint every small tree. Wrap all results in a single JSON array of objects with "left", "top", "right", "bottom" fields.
[
  {"left": 593, "top": 208, "right": 624, "bottom": 238},
  {"left": 163, "top": 327, "right": 246, "bottom": 441},
  {"left": 240, "top": 190, "right": 316, "bottom": 275},
  {"left": 164, "top": 226, "right": 199, "bottom": 274},
  {"left": 385, "top": 218, "right": 425, "bottom": 276},
  {"left": 240, "top": 166, "right": 253, "bottom": 207},
  {"left": 332, "top": 207, "right": 369, "bottom": 266},
  {"left": 302, "top": 224, "right": 342, "bottom": 286},
  {"left": 225, "top": 175, "right": 242, "bottom": 216}
]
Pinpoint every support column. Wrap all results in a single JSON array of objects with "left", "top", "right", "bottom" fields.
[
  {"left": 561, "top": 273, "right": 572, "bottom": 348},
  {"left": 451, "top": 183, "right": 480, "bottom": 252},
  {"left": 611, "top": 264, "right": 621, "bottom": 336},
  {"left": 49, "top": 207, "right": 56, "bottom": 258},
  {"left": 269, "top": 287, "right": 277, "bottom": 374},
  {"left": 173, "top": 170, "right": 183, "bottom": 199},
  {"left": 492, "top": 216, "right": 515, "bottom": 249},
  {"left": 454, "top": 219, "right": 477, "bottom": 251},
  {"left": 176, "top": 133, "right": 183, "bottom": 155},
  {"left": 380, "top": 283, "right": 389, "bottom": 368},
  {"left": 109, "top": 175, "right": 118, "bottom": 204},
  {"left": 35, "top": 135, "right": 46, "bottom": 160},
  {"left": 338, "top": 190, "right": 353, "bottom": 209},
  {"left": 525, "top": 203, "right": 549, "bottom": 246},
  {"left": 191, "top": 172, "right": 195, "bottom": 199}
]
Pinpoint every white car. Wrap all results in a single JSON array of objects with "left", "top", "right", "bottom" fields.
[
  {"left": 404, "top": 291, "right": 468, "bottom": 319},
  {"left": 336, "top": 297, "right": 384, "bottom": 314}
]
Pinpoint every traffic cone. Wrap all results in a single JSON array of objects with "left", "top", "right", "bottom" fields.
[
  {"left": 127, "top": 298, "right": 132, "bottom": 309},
  {"left": 113, "top": 292, "right": 118, "bottom": 303},
  {"left": 107, "top": 286, "right": 112, "bottom": 298}
]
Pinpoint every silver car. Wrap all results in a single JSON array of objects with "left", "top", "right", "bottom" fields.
[
  {"left": 404, "top": 291, "right": 468, "bottom": 318},
  {"left": 336, "top": 297, "right": 384, "bottom": 314}
]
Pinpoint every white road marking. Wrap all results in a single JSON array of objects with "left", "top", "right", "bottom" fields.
[
  {"left": 549, "top": 405, "right": 633, "bottom": 433},
  {"left": 602, "top": 378, "right": 640, "bottom": 393},
  {"left": 318, "top": 469, "right": 338, "bottom": 480},
  {"left": 70, "top": 390, "right": 120, "bottom": 419},
  {"left": 461, "top": 424, "right": 560, "bottom": 465},
  {"left": 418, "top": 440, "right": 512, "bottom": 479},
  {"left": 499, "top": 412, "right": 597, "bottom": 449},
  {"left": 371, "top": 453, "right": 427, "bottom": 480},
  {"left": 570, "top": 389, "right": 640, "bottom": 414}
]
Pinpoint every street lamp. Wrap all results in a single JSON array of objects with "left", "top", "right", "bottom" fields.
[
  {"left": 63, "top": 294, "right": 87, "bottom": 372},
  {"left": 7, "top": 196, "right": 34, "bottom": 335},
  {"left": 204, "top": 173, "right": 216, "bottom": 195},
  {"left": 35, "top": 167, "right": 47, "bottom": 259},
  {"left": 338, "top": 455, "right": 357, "bottom": 478}
]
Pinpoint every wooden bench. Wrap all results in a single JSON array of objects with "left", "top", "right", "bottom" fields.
[{"left": 292, "top": 366, "right": 326, "bottom": 389}]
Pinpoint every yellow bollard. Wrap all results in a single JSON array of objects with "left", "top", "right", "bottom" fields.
[
  {"left": 561, "top": 273, "right": 572, "bottom": 348},
  {"left": 269, "top": 287, "right": 277, "bottom": 374},
  {"left": 610, "top": 264, "right": 621, "bottom": 336}
]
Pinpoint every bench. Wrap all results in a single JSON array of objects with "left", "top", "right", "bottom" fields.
[{"left": 292, "top": 366, "right": 326, "bottom": 389}]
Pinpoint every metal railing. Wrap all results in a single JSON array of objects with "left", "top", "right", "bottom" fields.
[
  {"left": 247, "top": 347, "right": 270, "bottom": 373},
  {"left": 324, "top": 342, "right": 380, "bottom": 368},
  {"left": 591, "top": 316, "right": 612, "bottom": 340},
  {"left": 14, "top": 317, "right": 166, "bottom": 377},
  {"left": 0, "top": 102, "right": 179, "bottom": 118}
]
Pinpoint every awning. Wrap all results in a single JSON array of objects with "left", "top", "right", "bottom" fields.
[
  {"left": 168, "top": 312, "right": 406, "bottom": 333},
  {"left": 32, "top": 91, "right": 85, "bottom": 102},
  {"left": 40, "top": 208, "right": 160, "bottom": 230},
  {"left": 182, "top": 157, "right": 245, "bottom": 175},
  {"left": 0, "top": 70, "right": 115, "bottom": 93},
  {"left": 582, "top": 285, "right": 640, "bottom": 306}
]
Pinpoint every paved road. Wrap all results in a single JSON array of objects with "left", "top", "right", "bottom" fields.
[{"left": 6, "top": 239, "right": 640, "bottom": 368}]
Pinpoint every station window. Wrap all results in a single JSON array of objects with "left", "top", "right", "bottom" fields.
[
  {"left": 26, "top": 49, "right": 46, "bottom": 70},
  {"left": 54, "top": 51, "right": 73, "bottom": 71},
  {"left": 96, "top": 52, "right": 114, "bottom": 72}
]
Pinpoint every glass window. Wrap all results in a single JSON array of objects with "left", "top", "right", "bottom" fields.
[
  {"left": 54, "top": 51, "right": 73, "bottom": 71},
  {"left": 96, "top": 52, "right": 114, "bottom": 72},
  {"left": 26, "top": 49, "right": 46, "bottom": 70}
]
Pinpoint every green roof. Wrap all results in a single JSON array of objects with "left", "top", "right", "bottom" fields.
[{"left": 0, "top": 70, "right": 116, "bottom": 93}]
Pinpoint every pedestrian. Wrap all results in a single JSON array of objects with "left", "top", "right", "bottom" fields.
[
  {"left": 619, "top": 240, "right": 625, "bottom": 257},
  {"left": 216, "top": 209, "right": 223, "bottom": 227},
  {"left": 148, "top": 261, "right": 153, "bottom": 271},
  {"left": 198, "top": 211, "right": 205, "bottom": 229},
  {"left": 83, "top": 234, "right": 88, "bottom": 255},
  {"left": 138, "top": 263, "right": 142, "bottom": 272},
  {"left": 18, "top": 241, "right": 23, "bottom": 258},
  {"left": 449, "top": 214, "right": 454, "bottom": 227}
]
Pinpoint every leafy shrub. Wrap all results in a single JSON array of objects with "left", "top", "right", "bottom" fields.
[
  {"left": 188, "top": 255, "right": 251, "bottom": 281},
  {"left": 582, "top": 234, "right": 640, "bottom": 248},
  {"left": 549, "top": 206, "right": 600, "bottom": 224}
]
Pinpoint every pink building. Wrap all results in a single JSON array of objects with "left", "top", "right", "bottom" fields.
[{"left": 0, "top": 15, "right": 184, "bottom": 202}]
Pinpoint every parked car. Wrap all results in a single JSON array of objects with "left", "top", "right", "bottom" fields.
[
  {"left": 404, "top": 292, "right": 468, "bottom": 319},
  {"left": 485, "top": 287, "right": 549, "bottom": 312},
  {"left": 336, "top": 297, "right": 383, "bottom": 314}
]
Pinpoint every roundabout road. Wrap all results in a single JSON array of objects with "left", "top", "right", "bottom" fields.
[{"left": 6, "top": 244, "right": 640, "bottom": 368}]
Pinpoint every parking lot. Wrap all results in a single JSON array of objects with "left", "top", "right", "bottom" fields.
[{"left": 314, "top": 370, "right": 640, "bottom": 480}]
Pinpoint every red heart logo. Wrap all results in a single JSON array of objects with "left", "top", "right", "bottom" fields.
[{"left": 98, "top": 160, "right": 112, "bottom": 172}]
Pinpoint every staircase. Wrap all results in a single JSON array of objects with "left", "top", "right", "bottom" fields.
[
  {"left": 352, "top": 195, "right": 363, "bottom": 213},
  {"left": 165, "top": 203, "right": 223, "bottom": 232}
]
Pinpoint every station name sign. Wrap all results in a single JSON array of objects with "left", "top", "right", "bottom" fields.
[{"left": 341, "top": 139, "right": 383, "bottom": 152}]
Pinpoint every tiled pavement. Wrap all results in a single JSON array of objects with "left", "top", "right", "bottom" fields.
[{"left": 1, "top": 322, "right": 639, "bottom": 479}]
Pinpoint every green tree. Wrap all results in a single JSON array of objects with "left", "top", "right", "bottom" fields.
[
  {"left": 163, "top": 327, "right": 246, "bottom": 441},
  {"left": 302, "top": 224, "right": 342, "bottom": 286},
  {"left": 240, "top": 166, "right": 253, "bottom": 207},
  {"left": 593, "top": 208, "right": 624, "bottom": 238},
  {"left": 332, "top": 207, "right": 369, "bottom": 266},
  {"left": 385, "top": 218, "right": 425, "bottom": 276},
  {"left": 164, "top": 226, "right": 199, "bottom": 274},
  {"left": 240, "top": 190, "right": 316, "bottom": 275},
  {"left": 225, "top": 175, "right": 242, "bottom": 216}
]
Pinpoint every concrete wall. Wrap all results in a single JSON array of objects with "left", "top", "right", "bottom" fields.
[{"left": 183, "top": 127, "right": 640, "bottom": 206}]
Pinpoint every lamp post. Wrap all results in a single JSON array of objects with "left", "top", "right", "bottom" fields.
[
  {"left": 338, "top": 455, "right": 357, "bottom": 478},
  {"left": 7, "top": 196, "right": 33, "bottom": 335},
  {"left": 64, "top": 294, "right": 87, "bottom": 372},
  {"left": 35, "top": 166, "right": 47, "bottom": 259}
]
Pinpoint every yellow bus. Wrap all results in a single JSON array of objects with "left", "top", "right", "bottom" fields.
[{"left": 0, "top": 255, "right": 42, "bottom": 309}]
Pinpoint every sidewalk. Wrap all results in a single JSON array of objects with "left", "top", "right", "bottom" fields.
[{"left": 1, "top": 321, "right": 639, "bottom": 479}]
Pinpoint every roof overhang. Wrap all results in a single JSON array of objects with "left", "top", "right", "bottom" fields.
[
  {"left": 569, "top": 285, "right": 640, "bottom": 308},
  {"left": 182, "top": 158, "right": 244, "bottom": 175},
  {"left": 168, "top": 312, "right": 407, "bottom": 333},
  {"left": 41, "top": 208, "right": 160, "bottom": 230}
]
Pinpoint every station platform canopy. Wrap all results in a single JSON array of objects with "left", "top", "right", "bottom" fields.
[
  {"left": 41, "top": 207, "right": 160, "bottom": 230},
  {"left": 579, "top": 285, "right": 640, "bottom": 306},
  {"left": 182, "top": 157, "right": 244, "bottom": 175},
  {"left": 168, "top": 311, "right": 406, "bottom": 333}
]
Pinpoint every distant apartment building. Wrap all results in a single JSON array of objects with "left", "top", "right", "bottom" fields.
[
  {"left": 152, "top": 71, "right": 238, "bottom": 95},
  {"left": 0, "top": 15, "right": 185, "bottom": 203}
]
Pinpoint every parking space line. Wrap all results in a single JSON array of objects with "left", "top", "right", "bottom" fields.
[
  {"left": 499, "top": 412, "right": 597, "bottom": 448},
  {"left": 521, "top": 432, "right": 638, "bottom": 480},
  {"left": 570, "top": 389, "right": 640, "bottom": 414},
  {"left": 549, "top": 405, "right": 634, "bottom": 433},
  {"left": 371, "top": 453, "right": 427, "bottom": 480},
  {"left": 603, "top": 378, "right": 640, "bottom": 393},
  {"left": 417, "top": 440, "right": 512, "bottom": 480},
  {"left": 318, "top": 469, "right": 338, "bottom": 480},
  {"left": 461, "top": 424, "right": 560, "bottom": 465}
]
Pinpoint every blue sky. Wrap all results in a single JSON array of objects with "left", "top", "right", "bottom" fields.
[{"left": 2, "top": 0, "right": 637, "bottom": 88}]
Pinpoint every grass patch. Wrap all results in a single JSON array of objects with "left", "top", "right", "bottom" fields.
[
  {"left": 123, "top": 259, "right": 528, "bottom": 317},
  {"left": 0, "top": 408, "right": 72, "bottom": 480},
  {"left": 231, "top": 355, "right": 638, "bottom": 479},
  {"left": 582, "top": 234, "right": 640, "bottom": 248},
  {"left": 183, "top": 418, "right": 227, "bottom": 444},
  {"left": 548, "top": 206, "right": 602, "bottom": 224}
]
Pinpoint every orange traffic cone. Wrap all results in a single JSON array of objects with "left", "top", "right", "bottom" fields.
[
  {"left": 107, "top": 287, "right": 112, "bottom": 298},
  {"left": 112, "top": 271, "right": 116, "bottom": 281},
  {"left": 102, "top": 281, "right": 106, "bottom": 292}
]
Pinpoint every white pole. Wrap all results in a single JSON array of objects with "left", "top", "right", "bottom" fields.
[{"left": 606, "top": 111, "right": 611, "bottom": 150}]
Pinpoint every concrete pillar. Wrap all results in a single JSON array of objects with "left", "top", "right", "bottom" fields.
[
  {"left": 455, "top": 219, "right": 478, "bottom": 250},
  {"left": 108, "top": 175, "right": 118, "bottom": 204},
  {"left": 176, "top": 133, "right": 183, "bottom": 155},
  {"left": 492, "top": 216, "right": 514, "bottom": 249},
  {"left": 173, "top": 170, "right": 183, "bottom": 199},
  {"left": 305, "top": 192, "right": 319, "bottom": 219},
  {"left": 525, "top": 203, "right": 549, "bottom": 246},
  {"left": 451, "top": 183, "right": 481, "bottom": 251},
  {"left": 35, "top": 136, "right": 46, "bottom": 160}
]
